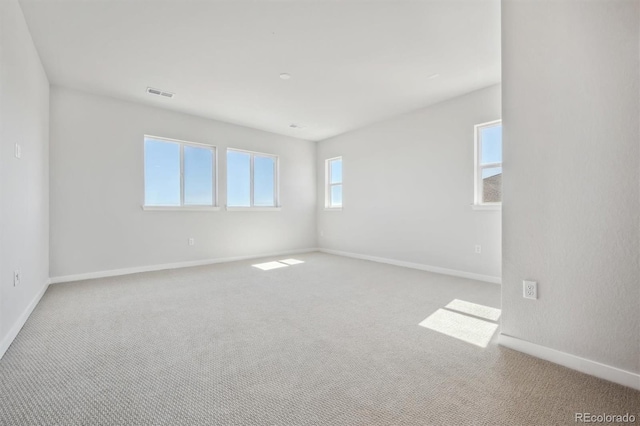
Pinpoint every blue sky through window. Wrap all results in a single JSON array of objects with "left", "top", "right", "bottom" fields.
[
  {"left": 184, "top": 146, "right": 213, "bottom": 205},
  {"left": 254, "top": 156, "right": 275, "bottom": 206},
  {"left": 328, "top": 158, "right": 343, "bottom": 207},
  {"left": 331, "top": 185, "right": 342, "bottom": 206},
  {"left": 144, "top": 137, "right": 215, "bottom": 207},
  {"left": 330, "top": 159, "right": 342, "bottom": 184},
  {"left": 227, "top": 150, "right": 277, "bottom": 207},
  {"left": 227, "top": 150, "right": 251, "bottom": 207},
  {"left": 144, "top": 139, "right": 181, "bottom": 206},
  {"left": 481, "top": 125, "right": 502, "bottom": 178}
]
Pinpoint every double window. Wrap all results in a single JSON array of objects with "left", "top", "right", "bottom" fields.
[
  {"left": 325, "top": 157, "right": 343, "bottom": 209},
  {"left": 144, "top": 136, "right": 216, "bottom": 208},
  {"left": 227, "top": 149, "right": 279, "bottom": 208},
  {"left": 143, "top": 138, "right": 279, "bottom": 210},
  {"left": 474, "top": 120, "right": 502, "bottom": 206}
]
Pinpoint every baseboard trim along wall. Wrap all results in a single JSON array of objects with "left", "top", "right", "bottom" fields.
[
  {"left": 49, "top": 248, "right": 320, "bottom": 284},
  {"left": 319, "top": 248, "right": 501, "bottom": 284},
  {"left": 498, "top": 334, "right": 640, "bottom": 391},
  {"left": 0, "top": 280, "right": 50, "bottom": 360}
]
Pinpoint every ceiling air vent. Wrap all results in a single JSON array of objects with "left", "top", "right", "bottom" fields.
[{"left": 146, "top": 87, "right": 174, "bottom": 98}]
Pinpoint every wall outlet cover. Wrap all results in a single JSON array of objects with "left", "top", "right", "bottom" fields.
[{"left": 523, "top": 280, "right": 537, "bottom": 300}]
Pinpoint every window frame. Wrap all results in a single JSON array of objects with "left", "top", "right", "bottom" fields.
[
  {"left": 226, "top": 148, "right": 280, "bottom": 211},
  {"left": 325, "top": 156, "right": 343, "bottom": 210},
  {"left": 473, "top": 120, "right": 502, "bottom": 209},
  {"left": 142, "top": 135, "right": 219, "bottom": 211}
]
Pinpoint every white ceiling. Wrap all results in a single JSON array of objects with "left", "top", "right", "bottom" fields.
[{"left": 19, "top": 0, "right": 501, "bottom": 141}]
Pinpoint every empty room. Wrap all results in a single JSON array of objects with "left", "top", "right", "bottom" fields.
[{"left": 1, "top": 0, "right": 639, "bottom": 424}]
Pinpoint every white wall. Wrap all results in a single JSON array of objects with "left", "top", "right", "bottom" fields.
[
  {"left": 502, "top": 0, "right": 639, "bottom": 375},
  {"left": 0, "top": 0, "right": 50, "bottom": 353},
  {"left": 50, "top": 87, "right": 316, "bottom": 278},
  {"left": 316, "top": 85, "right": 502, "bottom": 281}
]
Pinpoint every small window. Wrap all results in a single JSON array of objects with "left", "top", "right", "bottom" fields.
[
  {"left": 144, "top": 136, "right": 216, "bottom": 208},
  {"left": 474, "top": 121, "right": 502, "bottom": 205},
  {"left": 227, "top": 149, "right": 278, "bottom": 208},
  {"left": 325, "top": 157, "right": 343, "bottom": 209}
]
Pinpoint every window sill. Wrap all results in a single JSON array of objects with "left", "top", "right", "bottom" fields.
[
  {"left": 324, "top": 207, "right": 343, "bottom": 211},
  {"left": 142, "top": 206, "right": 221, "bottom": 211},
  {"left": 226, "top": 206, "right": 282, "bottom": 212},
  {"left": 471, "top": 204, "right": 501, "bottom": 211}
]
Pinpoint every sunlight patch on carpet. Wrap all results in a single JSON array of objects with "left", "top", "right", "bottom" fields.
[
  {"left": 445, "top": 299, "right": 501, "bottom": 321},
  {"left": 419, "top": 309, "right": 498, "bottom": 348},
  {"left": 252, "top": 261, "right": 289, "bottom": 271},
  {"left": 279, "top": 259, "right": 305, "bottom": 265}
]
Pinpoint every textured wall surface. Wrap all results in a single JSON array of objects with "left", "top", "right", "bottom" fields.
[
  {"left": 317, "top": 85, "right": 502, "bottom": 280},
  {"left": 50, "top": 87, "right": 317, "bottom": 278},
  {"left": 502, "top": 0, "right": 640, "bottom": 373},
  {"left": 0, "top": 0, "right": 50, "bottom": 346}
]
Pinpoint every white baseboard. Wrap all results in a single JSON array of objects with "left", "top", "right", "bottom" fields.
[
  {"left": 498, "top": 334, "right": 640, "bottom": 391},
  {"left": 0, "top": 279, "right": 50, "bottom": 360},
  {"left": 49, "top": 248, "right": 319, "bottom": 284},
  {"left": 318, "top": 248, "right": 501, "bottom": 284}
]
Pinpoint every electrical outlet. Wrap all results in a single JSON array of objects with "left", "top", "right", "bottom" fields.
[
  {"left": 14, "top": 270, "right": 20, "bottom": 287},
  {"left": 523, "top": 280, "right": 537, "bottom": 300},
  {"left": 15, "top": 143, "right": 21, "bottom": 159},
  {"left": 188, "top": 238, "right": 195, "bottom": 246},
  {"left": 475, "top": 245, "right": 482, "bottom": 254}
]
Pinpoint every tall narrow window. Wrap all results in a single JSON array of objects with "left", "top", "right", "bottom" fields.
[
  {"left": 144, "top": 136, "right": 216, "bottom": 209},
  {"left": 325, "top": 157, "right": 343, "bottom": 209},
  {"left": 474, "top": 121, "right": 502, "bottom": 206},
  {"left": 227, "top": 149, "right": 278, "bottom": 208}
]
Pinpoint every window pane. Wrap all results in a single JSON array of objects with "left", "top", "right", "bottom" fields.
[
  {"left": 330, "top": 159, "right": 342, "bottom": 184},
  {"left": 254, "top": 155, "right": 275, "bottom": 207},
  {"left": 481, "top": 125, "right": 502, "bottom": 164},
  {"left": 482, "top": 167, "right": 502, "bottom": 203},
  {"left": 144, "top": 139, "right": 180, "bottom": 206},
  {"left": 330, "top": 184, "right": 342, "bottom": 207},
  {"left": 184, "top": 146, "right": 213, "bottom": 205},
  {"left": 227, "top": 150, "right": 251, "bottom": 207}
]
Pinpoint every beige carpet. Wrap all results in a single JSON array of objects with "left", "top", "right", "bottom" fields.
[{"left": 0, "top": 252, "right": 638, "bottom": 425}]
